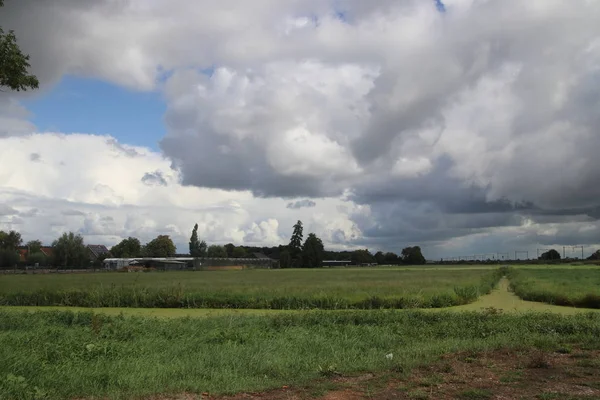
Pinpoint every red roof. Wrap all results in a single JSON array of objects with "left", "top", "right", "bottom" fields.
[{"left": 17, "top": 246, "right": 53, "bottom": 262}]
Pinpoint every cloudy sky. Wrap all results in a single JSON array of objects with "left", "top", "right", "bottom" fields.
[{"left": 1, "top": 0, "right": 600, "bottom": 259}]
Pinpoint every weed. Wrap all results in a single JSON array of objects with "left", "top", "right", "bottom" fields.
[
  {"left": 408, "top": 389, "right": 429, "bottom": 399},
  {"left": 457, "top": 388, "right": 493, "bottom": 399},
  {"left": 439, "top": 363, "right": 454, "bottom": 373},
  {"left": 417, "top": 374, "right": 443, "bottom": 387},
  {"left": 537, "top": 394, "right": 561, "bottom": 400},
  {"left": 527, "top": 352, "right": 551, "bottom": 369},
  {"left": 576, "top": 359, "right": 600, "bottom": 368},
  {"left": 555, "top": 346, "right": 572, "bottom": 354},
  {"left": 318, "top": 365, "right": 341, "bottom": 378},
  {"left": 499, "top": 370, "right": 523, "bottom": 383}
]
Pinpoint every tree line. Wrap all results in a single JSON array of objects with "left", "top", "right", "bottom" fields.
[
  {"left": 0, "top": 223, "right": 427, "bottom": 269},
  {"left": 272, "top": 220, "right": 426, "bottom": 268}
]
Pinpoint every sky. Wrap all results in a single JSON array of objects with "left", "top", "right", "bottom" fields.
[{"left": 1, "top": 0, "right": 600, "bottom": 259}]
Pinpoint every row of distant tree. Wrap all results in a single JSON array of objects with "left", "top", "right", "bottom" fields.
[
  {"left": 0, "top": 230, "right": 96, "bottom": 268},
  {"left": 541, "top": 248, "right": 600, "bottom": 261},
  {"left": 0, "top": 223, "right": 427, "bottom": 268},
  {"left": 265, "top": 220, "right": 426, "bottom": 268}
]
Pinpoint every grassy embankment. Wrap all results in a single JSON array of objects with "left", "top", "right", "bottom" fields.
[
  {"left": 1, "top": 309, "right": 600, "bottom": 399},
  {"left": 0, "top": 268, "right": 503, "bottom": 309},
  {"left": 508, "top": 268, "right": 600, "bottom": 309}
]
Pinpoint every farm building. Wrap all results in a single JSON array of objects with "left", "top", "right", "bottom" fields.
[
  {"left": 87, "top": 244, "right": 110, "bottom": 261},
  {"left": 322, "top": 260, "right": 352, "bottom": 267},
  {"left": 103, "top": 256, "right": 276, "bottom": 270}
]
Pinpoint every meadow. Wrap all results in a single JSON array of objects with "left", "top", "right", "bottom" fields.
[
  {"left": 0, "top": 267, "right": 504, "bottom": 309},
  {"left": 1, "top": 309, "right": 600, "bottom": 399},
  {"left": 508, "top": 268, "right": 600, "bottom": 308}
]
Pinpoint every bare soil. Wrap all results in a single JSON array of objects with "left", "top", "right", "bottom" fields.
[{"left": 202, "top": 348, "right": 600, "bottom": 400}]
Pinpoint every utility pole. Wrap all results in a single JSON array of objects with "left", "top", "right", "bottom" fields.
[
  {"left": 569, "top": 245, "right": 584, "bottom": 260},
  {"left": 515, "top": 251, "right": 528, "bottom": 260}
]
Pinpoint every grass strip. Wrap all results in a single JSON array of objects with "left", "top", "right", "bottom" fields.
[{"left": 1, "top": 308, "right": 600, "bottom": 399}]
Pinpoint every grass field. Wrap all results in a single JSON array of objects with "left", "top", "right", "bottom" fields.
[
  {"left": 0, "top": 267, "right": 503, "bottom": 309},
  {"left": 5, "top": 277, "right": 600, "bottom": 317},
  {"left": 1, "top": 309, "right": 600, "bottom": 399},
  {"left": 508, "top": 268, "right": 600, "bottom": 308}
]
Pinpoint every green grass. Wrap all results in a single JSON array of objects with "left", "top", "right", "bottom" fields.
[
  {"left": 2, "top": 310, "right": 600, "bottom": 399},
  {"left": 0, "top": 268, "right": 503, "bottom": 309},
  {"left": 508, "top": 268, "right": 600, "bottom": 309},
  {"left": 452, "top": 277, "right": 600, "bottom": 314}
]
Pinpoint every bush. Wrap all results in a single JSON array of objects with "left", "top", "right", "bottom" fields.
[
  {"left": 0, "top": 249, "right": 19, "bottom": 269},
  {"left": 26, "top": 252, "right": 48, "bottom": 267}
]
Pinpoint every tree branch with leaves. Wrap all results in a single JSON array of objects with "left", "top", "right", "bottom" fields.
[{"left": 0, "top": 0, "right": 39, "bottom": 91}]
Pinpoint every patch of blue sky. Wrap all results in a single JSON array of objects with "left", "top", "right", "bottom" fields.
[
  {"left": 435, "top": 0, "right": 447, "bottom": 13},
  {"left": 22, "top": 75, "right": 167, "bottom": 150}
]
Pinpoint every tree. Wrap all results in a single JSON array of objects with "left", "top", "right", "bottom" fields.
[
  {"left": 301, "top": 233, "right": 324, "bottom": 268},
  {"left": 52, "top": 232, "right": 89, "bottom": 268},
  {"left": 224, "top": 243, "right": 235, "bottom": 257},
  {"left": 351, "top": 249, "right": 375, "bottom": 265},
  {"left": 207, "top": 245, "right": 227, "bottom": 258},
  {"left": 0, "top": 1, "right": 39, "bottom": 91},
  {"left": 27, "top": 251, "right": 48, "bottom": 267},
  {"left": 110, "top": 237, "right": 142, "bottom": 258},
  {"left": 0, "top": 230, "right": 22, "bottom": 250},
  {"left": 0, "top": 248, "right": 19, "bottom": 268},
  {"left": 539, "top": 249, "right": 561, "bottom": 261},
  {"left": 374, "top": 251, "right": 385, "bottom": 265},
  {"left": 588, "top": 250, "right": 600, "bottom": 260},
  {"left": 279, "top": 249, "right": 291, "bottom": 268},
  {"left": 143, "top": 235, "right": 176, "bottom": 258},
  {"left": 384, "top": 252, "right": 400, "bottom": 265},
  {"left": 26, "top": 240, "right": 42, "bottom": 254},
  {"left": 401, "top": 246, "right": 426, "bottom": 265},
  {"left": 0, "top": 230, "right": 21, "bottom": 269},
  {"left": 232, "top": 246, "right": 247, "bottom": 258},
  {"left": 189, "top": 224, "right": 207, "bottom": 257},
  {"left": 289, "top": 220, "right": 304, "bottom": 258}
]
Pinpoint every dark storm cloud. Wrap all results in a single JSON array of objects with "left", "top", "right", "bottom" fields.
[
  {"left": 286, "top": 199, "right": 317, "bottom": 209},
  {"left": 162, "top": 134, "right": 342, "bottom": 198}
]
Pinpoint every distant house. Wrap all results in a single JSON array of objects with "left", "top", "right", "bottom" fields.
[
  {"left": 87, "top": 245, "right": 110, "bottom": 261},
  {"left": 322, "top": 260, "right": 352, "bottom": 267},
  {"left": 17, "top": 246, "right": 54, "bottom": 263}
]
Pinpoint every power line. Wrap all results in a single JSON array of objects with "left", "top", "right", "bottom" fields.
[{"left": 515, "top": 251, "right": 529, "bottom": 260}]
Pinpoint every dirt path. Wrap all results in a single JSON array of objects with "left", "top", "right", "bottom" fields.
[
  {"left": 449, "top": 277, "right": 600, "bottom": 314},
  {"left": 2, "top": 277, "right": 598, "bottom": 317}
]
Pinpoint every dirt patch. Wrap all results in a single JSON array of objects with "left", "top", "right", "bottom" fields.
[{"left": 210, "top": 348, "right": 600, "bottom": 400}]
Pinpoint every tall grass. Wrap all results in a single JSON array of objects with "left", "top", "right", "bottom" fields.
[
  {"left": 1, "top": 309, "right": 599, "bottom": 399},
  {"left": 0, "top": 268, "right": 503, "bottom": 309},
  {"left": 508, "top": 268, "right": 600, "bottom": 309}
]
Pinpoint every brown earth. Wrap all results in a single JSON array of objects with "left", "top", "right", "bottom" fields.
[
  {"left": 195, "top": 348, "right": 600, "bottom": 400},
  {"left": 204, "top": 266, "right": 245, "bottom": 271}
]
